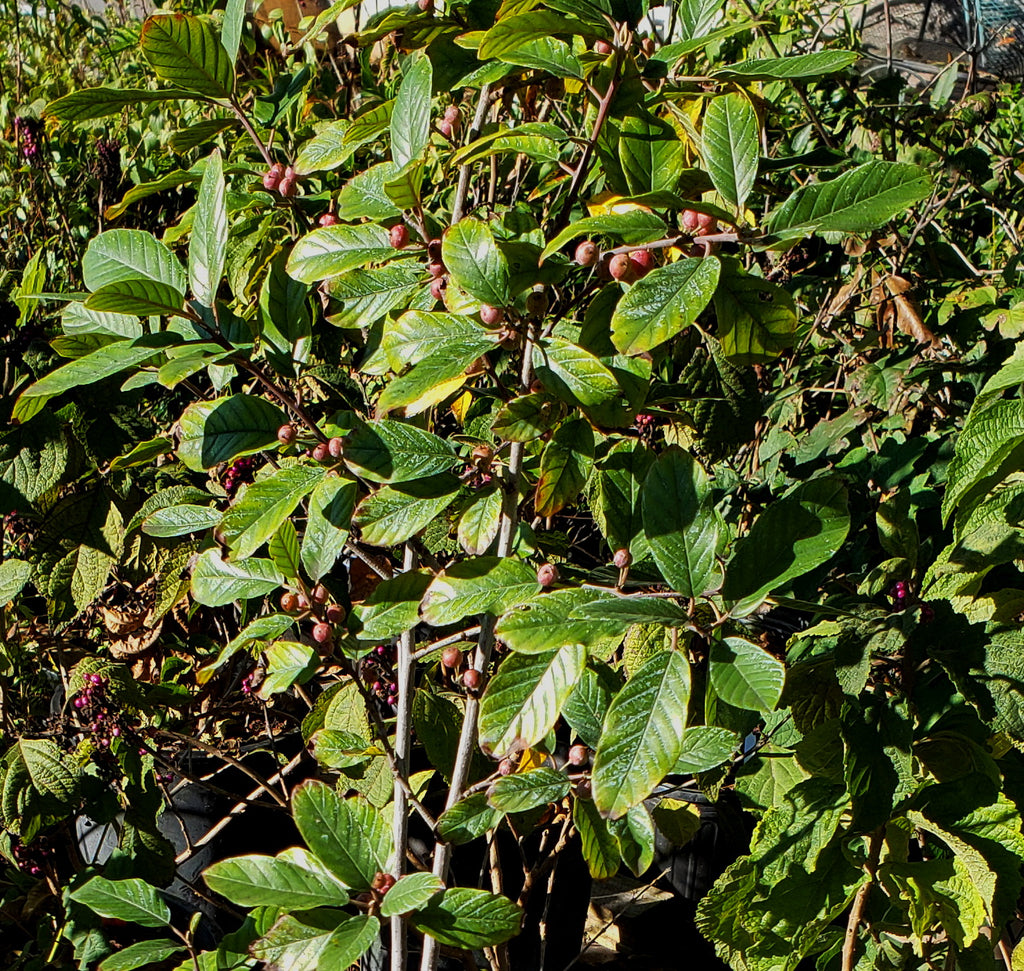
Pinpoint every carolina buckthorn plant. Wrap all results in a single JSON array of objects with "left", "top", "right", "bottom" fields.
[{"left": 6, "top": 0, "right": 1024, "bottom": 969}]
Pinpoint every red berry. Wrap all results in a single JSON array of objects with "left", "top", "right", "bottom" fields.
[
  {"left": 536, "top": 563, "right": 559, "bottom": 587},
  {"left": 428, "top": 262, "right": 446, "bottom": 278},
  {"left": 390, "top": 224, "right": 409, "bottom": 249},
  {"left": 312, "top": 622, "right": 332, "bottom": 645},
  {"left": 417, "top": 0, "right": 432, "bottom": 10},
  {"left": 318, "top": 212, "right": 340, "bottom": 227},
  {"left": 628, "top": 249, "right": 655, "bottom": 278},
  {"left": 277, "top": 424, "right": 296, "bottom": 445},
  {"left": 430, "top": 277, "right": 446, "bottom": 302},
  {"left": 296, "top": 593, "right": 310, "bottom": 611},
  {"left": 312, "top": 584, "right": 329, "bottom": 604},
  {"left": 567, "top": 744, "right": 589, "bottom": 767},
  {"left": 608, "top": 253, "right": 635, "bottom": 281},
  {"left": 575, "top": 240, "right": 598, "bottom": 266},
  {"left": 371, "top": 871, "right": 389, "bottom": 890},
  {"left": 326, "top": 604, "right": 346, "bottom": 624},
  {"left": 280, "top": 592, "right": 299, "bottom": 613},
  {"left": 262, "top": 163, "right": 284, "bottom": 191},
  {"left": 498, "top": 758, "right": 514, "bottom": 776},
  {"left": 695, "top": 212, "right": 717, "bottom": 235},
  {"left": 594, "top": 39, "right": 613, "bottom": 55},
  {"left": 328, "top": 437, "right": 344, "bottom": 459},
  {"left": 463, "top": 668, "right": 482, "bottom": 692},
  {"left": 441, "top": 646, "right": 463, "bottom": 669},
  {"left": 278, "top": 175, "right": 297, "bottom": 198},
  {"left": 443, "top": 105, "right": 461, "bottom": 125},
  {"left": 681, "top": 209, "right": 700, "bottom": 232},
  {"left": 480, "top": 304, "right": 504, "bottom": 326},
  {"left": 312, "top": 443, "right": 329, "bottom": 462},
  {"left": 439, "top": 119, "right": 453, "bottom": 140},
  {"left": 613, "top": 548, "right": 633, "bottom": 569}
]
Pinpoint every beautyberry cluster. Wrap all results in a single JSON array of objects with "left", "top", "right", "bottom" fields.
[
  {"left": 223, "top": 456, "right": 257, "bottom": 495},
  {"left": 72, "top": 673, "right": 135, "bottom": 750},
  {"left": 262, "top": 163, "right": 298, "bottom": 198},
  {"left": 361, "top": 645, "right": 399, "bottom": 707},
  {"left": 94, "top": 138, "right": 122, "bottom": 197},
  {"left": 3, "top": 510, "right": 31, "bottom": 554},
  {"left": 11, "top": 838, "right": 51, "bottom": 877},
  {"left": 13, "top": 116, "right": 42, "bottom": 166}
]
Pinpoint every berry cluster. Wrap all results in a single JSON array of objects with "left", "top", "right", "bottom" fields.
[
  {"left": 11, "top": 838, "right": 51, "bottom": 877},
  {"left": 72, "top": 673, "right": 135, "bottom": 750},
  {"left": 361, "top": 644, "right": 398, "bottom": 706},
  {"left": 94, "top": 138, "right": 122, "bottom": 197},
  {"left": 889, "top": 581, "right": 935, "bottom": 621},
  {"left": 439, "top": 105, "right": 460, "bottom": 141},
  {"left": 223, "top": 456, "right": 257, "bottom": 495},
  {"left": 262, "top": 163, "right": 299, "bottom": 198},
  {"left": 13, "top": 116, "right": 42, "bottom": 166},
  {"left": 3, "top": 510, "right": 32, "bottom": 554}
]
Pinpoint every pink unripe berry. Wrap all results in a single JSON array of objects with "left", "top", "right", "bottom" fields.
[
  {"left": 613, "top": 548, "right": 632, "bottom": 569},
  {"left": 328, "top": 437, "right": 344, "bottom": 459},
  {"left": 536, "top": 563, "right": 559, "bottom": 587},
  {"left": 263, "top": 163, "right": 284, "bottom": 191},
  {"left": 444, "top": 105, "right": 461, "bottom": 125},
  {"left": 325, "top": 603, "right": 346, "bottom": 624},
  {"left": 480, "top": 305, "right": 504, "bottom": 326},
  {"left": 312, "top": 622, "right": 332, "bottom": 645},
  {"left": 695, "top": 212, "right": 717, "bottom": 234},
  {"left": 428, "top": 262, "right": 446, "bottom": 278},
  {"left": 417, "top": 0, "right": 432, "bottom": 10},
  {"left": 463, "top": 668, "right": 482, "bottom": 692},
  {"left": 568, "top": 744, "right": 589, "bottom": 766},
  {"left": 430, "top": 277, "right": 446, "bottom": 302},
  {"left": 575, "top": 240, "right": 598, "bottom": 266},
  {"left": 439, "top": 120, "right": 453, "bottom": 140},
  {"left": 594, "top": 39, "right": 613, "bottom": 55},
  {"left": 312, "top": 443, "right": 329, "bottom": 463},
  {"left": 682, "top": 209, "right": 700, "bottom": 231},
  {"left": 608, "top": 253, "right": 635, "bottom": 281},
  {"left": 312, "top": 584, "right": 329, "bottom": 604},
  {"left": 628, "top": 249, "right": 655, "bottom": 278},
  {"left": 278, "top": 176, "right": 297, "bottom": 198},
  {"left": 318, "top": 212, "right": 340, "bottom": 227},
  {"left": 277, "top": 424, "right": 296, "bottom": 445},
  {"left": 390, "top": 224, "right": 409, "bottom": 249},
  {"left": 441, "top": 646, "right": 463, "bottom": 669}
]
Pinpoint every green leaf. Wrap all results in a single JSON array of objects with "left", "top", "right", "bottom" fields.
[
  {"left": 709, "top": 637, "right": 785, "bottom": 712},
  {"left": 573, "top": 796, "right": 621, "bottom": 878},
  {"left": 294, "top": 120, "right": 352, "bottom": 175},
  {"left": 380, "top": 872, "right": 446, "bottom": 918},
  {"left": 592, "top": 650, "right": 691, "bottom": 819},
  {"left": 268, "top": 520, "right": 301, "bottom": 581},
  {"left": 84, "top": 279, "right": 187, "bottom": 318},
  {"left": 190, "top": 549, "right": 283, "bottom": 607},
  {"left": 593, "top": 439, "right": 653, "bottom": 557},
  {"left": 252, "top": 912, "right": 378, "bottom": 971},
  {"left": 70, "top": 877, "right": 171, "bottom": 928},
  {"left": 652, "top": 798, "right": 702, "bottom": 847},
  {"left": 291, "top": 782, "right": 391, "bottom": 891},
  {"left": 723, "top": 477, "right": 850, "bottom": 614},
  {"left": 311, "top": 729, "right": 381, "bottom": 769},
  {"left": 343, "top": 419, "right": 456, "bottom": 484},
  {"left": 713, "top": 258, "right": 797, "bottom": 364},
  {"left": 353, "top": 476, "right": 460, "bottom": 546},
  {"left": 391, "top": 51, "right": 432, "bottom": 168},
  {"left": 437, "top": 792, "right": 503, "bottom": 844},
  {"left": 702, "top": 92, "right": 758, "bottom": 210},
  {"left": 491, "top": 393, "right": 559, "bottom": 442},
  {"left": 203, "top": 848, "right": 350, "bottom": 910},
  {"left": 221, "top": 0, "right": 245, "bottom": 63},
  {"left": 382, "top": 311, "right": 489, "bottom": 369},
  {"left": 477, "top": 10, "right": 598, "bottom": 58},
  {"left": 258, "top": 641, "right": 318, "bottom": 697},
  {"left": 19, "top": 738, "right": 80, "bottom": 803},
  {"left": 98, "top": 940, "right": 185, "bottom": 971},
  {"left": 673, "top": 725, "right": 738, "bottom": 773},
  {"left": 409, "top": 888, "right": 522, "bottom": 949},
  {"left": 488, "top": 766, "right": 569, "bottom": 813},
  {"left": 351, "top": 570, "right": 432, "bottom": 642},
  {"left": 421, "top": 557, "right": 540, "bottom": 626},
  {"left": 611, "top": 258, "right": 721, "bottom": 355},
  {"left": 301, "top": 475, "right": 357, "bottom": 582},
  {"left": 189, "top": 148, "right": 227, "bottom": 307},
  {"left": 177, "top": 394, "right": 287, "bottom": 471},
  {"left": 766, "top": 161, "right": 932, "bottom": 239},
  {"left": 443, "top": 218, "right": 511, "bottom": 307},
  {"left": 712, "top": 50, "right": 858, "bottom": 81},
  {"left": 563, "top": 662, "right": 619, "bottom": 749},
  {"left": 541, "top": 211, "right": 668, "bottom": 263},
  {"left": 0, "top": 560, "right": 31, "bottom": 603},
  {"left": 610, "top": 803, "right": 656, "bottom": 876},
  {"left": 571, "top": 596, "right": 689, "bottom": 629},
  {"left": 619, "top": 110, "right": 685, "bottom": 196},
  {"left": 535, "top": 417, "right": 594, "bottom": 517},
  {"left": 220, "top": 464, "right": 325, "bottom": 559},
  {"left": 45, "top": 87, "right": 193, "bottom": 121},
  {"left": 496, "top": 587, "right": 624, "bottom": 654},
  {"left": 533, "top": 337, "right": 623, "bottom": 411},
  {"left": 458, "top": 487, "right": 504, "bottom": 555},
  {"left": 641, "top": 449, "right": 719, "bottom": 598},
  {"left": 478, "top": 645, "right": 586, "bottom": 756},
  {"left": 141, "top": 503, "right": 221, "bottom": 538},
  {"left": 378, "top": 337, "right": 498, "bottom": 416},
  {"left": 497, "top": 36, "right": 583, "bottom": 78},
  {"left": 197, "top": 612, "right": 296, "bottom": 682},
  {"left": 140, "top": 13, "right": 234, "bottom": 99},
  {"left": 286, "top": 224, "right": 396, "bottom": 285}
]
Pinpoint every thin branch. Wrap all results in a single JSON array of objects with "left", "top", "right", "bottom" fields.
[
  {"left": 841, "top": 829, "right": 883, "bottom": 971},
  {"left": 451, "top": 83, "right": 493, "bottom": 223}
]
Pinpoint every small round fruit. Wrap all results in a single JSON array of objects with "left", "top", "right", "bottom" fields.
[
  {"left": 480, "top": 304, "right": 504, "bottom": 326},
  {"left": 695, "top": 211, "right": 717, "bottom": 235},
  {"left": 441, "top": 646, "right": 463, "bottom": 669},
  {"left": 390, "top": 223, "right": 409, "bottom": 249},
  {"left": 681, "top": 209, "right": 700, "bottom": 232},
  {"left": 312, "top": 443, "right": 329, "bottom": 462},
  {"left": 443, "top": 104, "right": 461, "bottom": 125},
  {"left": 328, "top": 437, "right": 344, "bottom": 459},
  {"left": 278, "top": 175, "right": 297, "bottom": 198},
  {"left": 262, "top": 162, "right": 284, "bottom": 191},
  {"left": 525, "top": 286, "right": 549, "bottom": 317},
  {"left": 498, "top": 758, "right": 514, "bottom": 776},
  {"left": 641, "top": 36, "right": 656, "bottom": 56},
  {"left": 567, "top": 744, "right": 589, "bottom": 767},
  {"left": 628, "top": 249, "right": 655, "bottom": 278},
  {"left": 536, "top": 563, "right": 559, "bottom": 587},
  {"left": 428, "top": 261, "right": 446, "bottom": 278},
  {"left": 439, "top": 119, "right": 453, "bottom": 139},
  {"left": 417, "top": 0, "right": 432, "bottom": 10},
  {"left": 318, "top": 212, "right": 339, "bottom": 227},
  {"left": 296, "top": 593, "right": 310, "bottom": 610},
  {"left": 430, "top": 277, "right": 446, "bottom": 302},
  {"left": 371, "top": 871, "right": 389, "bottom": 890},
  {"left": 594, "top": 39, "right": 613, "bottom": 55},
  {"left": 312, "top": 584, "right": 329, "bottom": 604},
  {"left": 280, "top": 591, "right": 299, "bottom": 613},
  {"left": 277, "top": 424, "right": 296, "bottom": 445},
  {"left": 613, "top": 548, "right": 633, "bottom": 570},
  {"left": 312, "top": 622, "right": 333, "bottom": 645},
  {"left": 325, "top": 603, "right": 346, "bottom": 624},
  {"left": 471, "top": 443, "right": 493, "bottom": 464},
  {"left": 462, "top": 668, "right": 482, "bottom": 692},
  {"left": 575, "top": 240, "right": 598, "bottom": 266},
  {"left": 608, "top": 253, "right": 635, "bottom": 281},
  {"left": 427, "top": 238, "right": 443, "bottom": 261}
]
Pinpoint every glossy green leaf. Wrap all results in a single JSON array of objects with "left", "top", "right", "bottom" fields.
[
  {"left": 220, "top": 464, "right": 325, "bottom": 559},
  {"left": 292, "top": 782, "right": 391, "bottom": 891},
  {"left": 294, "top": 120, "right": 352, "bottom": 175},
  {"left": 563, "top": 662, "right": 619, "bottom": 749},
  {"left": 702, "top": 93, "right": 758, "bottom": 210},
  {"left": 83, "top": 229, "right": 186, "bottom": 294},
  {"left": 496, "top": 587, "right": 624, "bottom": 654},
  {"left": 619, "top": 110, "right": 685, "bottom": 196},
  {"left": 478, "top": 645, "right": 586, "bottom": 756},
  {"left": 380, "top": 872, "right": 446, "bottom": 918},
  {"left": 533, "top": 337, "right": 622, "bottom": 411},
  {"left": 258, "top": 640, "right": 318, "bottom": 697},
  {"left": 766, "top": 161, "right": 932, "bottom": 239},
  {"left": 497, "top": 36, "right": 583, "bottom": 78},
  {"left": 189, "top": 148, "right": 226, "bottom": 307},
  {"left": 641, "top": 449, "right": 719, "bottom": 598},
  {"left": 610, "top": 803, "right": 656, "bottom": 876},
  {"left": 458, "top": 486, "right": 503, "bottom": 555},
  {"left": 437, "top": 793, "right": 503, "bottom": 844},
  {"left": 710, "top": 637, "right": 785, "bottom": 712},
  {"left": 477, "top": 10, "right": 597, "bottom": 58},
  {"left": 570, "top": 595, "right": 689, "bottom": 629},
  {"left": 712, "top": 50, "right": 858, "bottom": 81},
  {"left": 343, "top": 419, "right": 456, "bottom": 484},
  {"left": 0, "top": 560, "right": 32, "bottom": 603},
  {"left": 301, "top": 475, "right": 357, "bottom": 582},
  {"left": 190, "top": 549, "right": 283, "bottom": 606},
  {"left": 391, "top": 51, "right": 432, "bottom": 169},
  {"left": 45, "top": 87, "right": 194, "bottom": 121},
  {"left": 723, "top": 477, "right": 849, "bottom": 614},
  {"left": 443, "top": 218, "right": 511, "bottom": 307},
  {"left": 177, "top": 394, "right": 287, "bottom": 471},
  {"left": 672, "top": 725, "right": 739, "bottom": 773},
  {"left": 353, "top": 476, "right": 460, "bottom": 546},
  {"left": 140, "top": 13, "right": 234, "bottom": 99},
  {"left": 350, "top": 570, "right": 433, "bottom": 641},
  {"left": 573, "top": 796, "right": 620, "bottom": 879},
  {"left": 714, "top": 258, "right": 797, "bottom": 364},
  {"left": 98, "top": 940, "right": 184, "bottom": 971},
  {"left": 286, "top": 224, "right": 396, "bottom": 285},
  {"left": 592, "top": 650, "right": 691, "bottom": 819},
  {"left": 84, "top": 279, "right": 186, "bottom": 318},
  {"left": 203, "top": 848, "right": 350, "bottom": 910},
  {"left": 378, "top": 336, "right": 497, "bottom": 416},
  {"left": 421, "top": 557, "right": 540, "bottom": 626},
  {"left": 409, "top": 888, "right": 522, "bottom": 949},
  {"left": 141, "top": 503, "right": 221, "bottom": 538},
  {"left": 611, "top": 258, "right": 721, "bottom": 356},
  {"left": 70, "top": 876, "right": 171, "bottom": 927},
  {"left": 488, "top": 766, "right": 569, "bottom": 813},
  {"left": 491, "top": 393, "right": 559, "bottom": 442},
  {"left": 252, "top": 912, "right": 378, "bottom": 971},
  {"left": 535, "top": 417, "right": 594, "bottom": 518}
]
